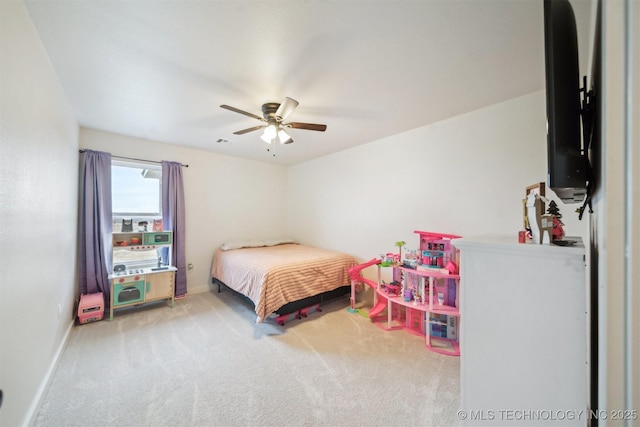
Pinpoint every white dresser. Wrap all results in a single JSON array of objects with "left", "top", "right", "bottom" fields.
[{"left": 454, "top": 235, "right": 588, "bottom": 426}]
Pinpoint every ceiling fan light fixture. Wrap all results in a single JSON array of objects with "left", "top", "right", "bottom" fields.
[
  {"left": 277, "top": 129, "right": 293, "bottom": 144},
  {"left": 220, "top": 98, "right": 326, "bottom": 147},
  {"left": 260, "top": 133, "right": 273, "bottom": 144},
  {"left": 260, "top": 124, "right": 277, "bottom": 144}
]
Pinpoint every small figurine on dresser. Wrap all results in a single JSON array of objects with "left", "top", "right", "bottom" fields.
[
  {"left": 546, "top": 200, "right": 566, "bottom": 241},
  {"left": 526, "top": 192, "right": 553, "bottom": 244}
]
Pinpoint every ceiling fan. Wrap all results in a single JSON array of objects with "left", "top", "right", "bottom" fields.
[{"left": 220, "top": 97, "right": 327, "bottom": 145}]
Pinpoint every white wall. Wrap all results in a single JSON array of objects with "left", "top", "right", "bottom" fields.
[
  {"left": 0, "top": 2, "right": 79, "bottom": 426},
  {"left": 596, "top": 0, "right": 640, "bottom": 421},
  {"left": 288, "top": 91, "right": 589, "bottom": 262},
  {"left": 80, "top": 128, "right": 289, "bottom": 294}
]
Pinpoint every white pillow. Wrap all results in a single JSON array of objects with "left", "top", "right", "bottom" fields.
[
  {"left": 220, "top": 240, "right": 266, "bottom": 251},
  {"left": 264, "top": 238, "right": 298, "bottom": 247},
  {"left": 220, "top": 238, "right": 298, "bottom": 251}
]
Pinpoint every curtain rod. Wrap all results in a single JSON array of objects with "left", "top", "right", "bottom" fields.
[{"left": 79, "top": 150, "right": 188, "bottom": 167}]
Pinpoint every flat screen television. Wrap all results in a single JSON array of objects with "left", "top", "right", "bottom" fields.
[{"left": 543, "top": 0, "right": 588, "bottom": 204}]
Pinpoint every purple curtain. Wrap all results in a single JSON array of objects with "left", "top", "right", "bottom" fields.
[
  {"left": 162, "top": 161, "right": 187, "bottom": 297},
  {"left": 78, "top": 150, "right": 112, "bottom": 305}
]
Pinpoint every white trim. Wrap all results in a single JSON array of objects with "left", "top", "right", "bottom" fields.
[{"left": 27, "top": 320, "right": 74, "bottom": 427}]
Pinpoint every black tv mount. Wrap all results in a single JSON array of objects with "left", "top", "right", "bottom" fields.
[{"left": 578, "top": 75, "right": 596, "bottom": 220}]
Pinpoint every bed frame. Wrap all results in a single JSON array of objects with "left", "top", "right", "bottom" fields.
[{"left": 212, "top": 277, "right": 350, "bottom": 325}]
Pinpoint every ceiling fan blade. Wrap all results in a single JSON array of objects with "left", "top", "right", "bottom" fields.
[
  {"left": 233, "top": 125, "right": 266, "bottom": 135},
  {"left": 275, "top": 97, "right": 299, "bottom": 121},
  {"left": 285, "top": 122, "right": 327, "bottom": 132},
  {"left": 220, "top": 104, "right": 264, "bottom": 121}
]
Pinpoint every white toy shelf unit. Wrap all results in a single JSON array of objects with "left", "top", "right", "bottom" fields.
[{"left": 350, "top": 230, "right": 462, "bottom": 356}]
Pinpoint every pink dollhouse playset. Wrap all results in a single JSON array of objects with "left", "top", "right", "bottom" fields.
[{"left": 349, "top": 230, "right": 462, "bottom": 356}]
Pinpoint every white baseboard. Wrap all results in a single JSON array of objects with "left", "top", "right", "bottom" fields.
[
  {"left": 26, "top": 319, "right": 74, "bottom": 427},
  {"left": 187, "top": 284, "right": 210, "bottom": 295}
]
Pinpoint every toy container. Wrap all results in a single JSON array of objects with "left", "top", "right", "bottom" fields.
[{"left": 78, "top": 292, "right": 104, "bottom": 324}]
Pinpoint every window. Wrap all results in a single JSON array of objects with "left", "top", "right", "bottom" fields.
[
  {"left": 111, "top": 160, "right": 163, "bottom": 268},
  {"left": 112, "top": 160, "right": 162, "bottom": 218}
]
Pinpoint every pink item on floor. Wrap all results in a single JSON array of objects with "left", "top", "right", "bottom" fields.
[{"left": 78, "top": 292, "right": 104, "bottom": 324}]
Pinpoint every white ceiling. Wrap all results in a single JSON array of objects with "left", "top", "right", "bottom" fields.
[{"left": 24, "top": 0, "right": 593, "bottom": 165}]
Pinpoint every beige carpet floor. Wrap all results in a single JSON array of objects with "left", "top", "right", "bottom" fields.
[{"left": 34, "top": 289, "right": 460, "bottom": 427}]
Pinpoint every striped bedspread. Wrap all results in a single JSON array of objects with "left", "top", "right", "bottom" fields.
[{"left": 211, "top": 244, "right": 357, "bottom": 322}]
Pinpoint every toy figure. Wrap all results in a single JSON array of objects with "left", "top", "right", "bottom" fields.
[
  {"left": 526, "top": 192, "right": 543, "bottom": 244},
  {"left": 553, "top": 217, "right": 565, "bottom": 240},
  {"left": 527, "top": 193, "right": 555, "bottom": 244}
]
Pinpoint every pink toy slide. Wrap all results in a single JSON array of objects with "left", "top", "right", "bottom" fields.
[
  {"left": 367, "top": 298, "right": 387, "bottom": 318},
  {"left": 348, "top": 258, "right": 383, "bottom": 315}
]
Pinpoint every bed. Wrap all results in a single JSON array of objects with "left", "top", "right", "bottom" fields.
[{"left": 211, "top": 240, "right": 358, "bottom": 323}]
